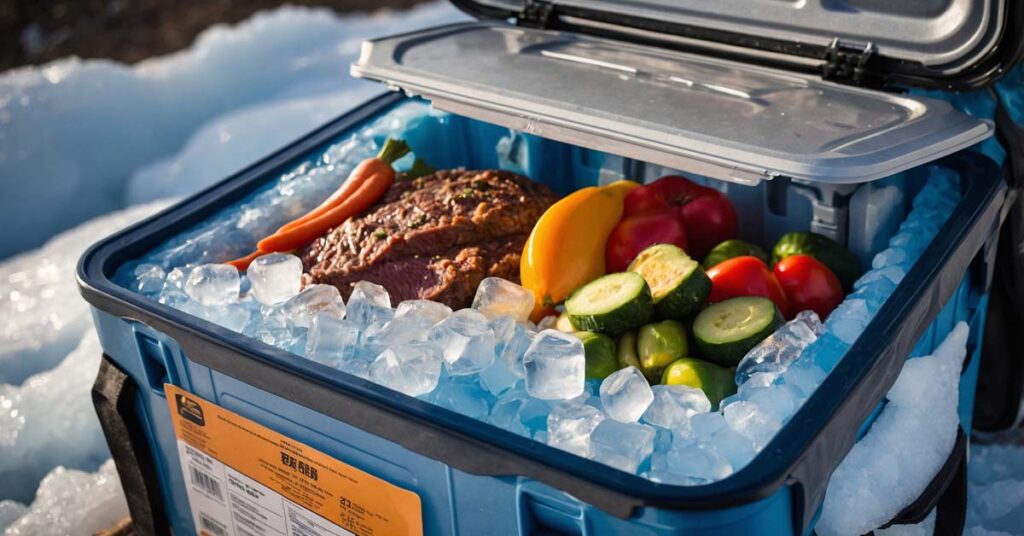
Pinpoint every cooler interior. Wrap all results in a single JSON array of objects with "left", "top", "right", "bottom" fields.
[{"left": 95, "top": 94, "right": 998, "bottom": 535}]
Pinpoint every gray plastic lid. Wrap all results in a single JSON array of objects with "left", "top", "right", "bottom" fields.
[
  {"left": 465, "top": 0, "right": 1005, "bottom": 72},
  {"left": 352, "top": 22, "right": 993, "bottom": 185}
]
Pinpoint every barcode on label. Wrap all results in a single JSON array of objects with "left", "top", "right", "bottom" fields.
[
  {"left": 190, "top": 465, "right": 224, "bottom": 501},
  {"left": 199, "top": 512, "right": 227, "bottom": 536}
]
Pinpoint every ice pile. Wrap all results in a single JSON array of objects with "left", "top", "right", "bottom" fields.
[
  {"left": 0, "top": 200, "right": 172, "bottom": 385},
  {"left": 817, "top": 322, "right": 968, "bottom": 536},
  {"left": 965, "top": 441, "right": 1024, "bottom": 535},
  {"left": 0, "top": 459, "right": 128, "bottom": 536},
  {"left": 0, "top": 332, "right": 110, "bottom": 503}
]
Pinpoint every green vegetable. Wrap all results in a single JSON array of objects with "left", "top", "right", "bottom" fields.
[
  {"left": 637, "top": 320, "right": 689, "bottom": 383},
  {"left": 554, "top": 312, "right": 576, "bottom": 332},
  {"left": 660, "top": 358, "right": 737, "bottom": 409},
  {"left": 701, "top": 239, "right": 769, "bottom": 270},
  {"left": 692, "top": 296, "right": 783, "bottom": 366},
  {"left": 575, "top": 331, "right": 619, "bottom": 379},
  {"left": 565, "top": 272, "right": 653, "bottom": 335},
  {"left": 617, "top": 331, "right": 642, "bottom": 370},
  {"left": 627, "top": 243, "right": 711, "bottom": 319},
  {"left": 771, "top": 231, "right": 862, "bottom": 292}
]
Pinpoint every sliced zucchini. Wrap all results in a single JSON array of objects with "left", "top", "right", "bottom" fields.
[
  {"left": 554, "top": 312, "right": 576, "bottom": 332},
  {"left": 637, "top": 320, "right": 689, "bottom": 383},
  {"left": 575, "top": 331, "right": 619, "bottom": 379},
  {"left": 565, "top": 272, "right": 652, "bottom": 335},
  {"left": 616, "top": 331, "right": 641, "bottom": 370},
  {"left": 628, "top": 244, "right": 711, "bottom": 319},
  {"left": 693, "top": 296, "right": 783, "bottom": 366}
]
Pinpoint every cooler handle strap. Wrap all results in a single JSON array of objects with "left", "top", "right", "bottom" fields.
[{"left": 92, "top": 355, "right": 171, "bottom": 536}]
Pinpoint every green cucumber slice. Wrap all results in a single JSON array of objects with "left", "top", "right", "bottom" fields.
[
  {"left": 627, "top": 244, "right": 711, "bottom": 319},
  {"left": 565, "top": 272, "right": 652, "bottom": 335},
  {"left": 693, "top": 296, "right": 782, "bottom": 366},
  {"left": 575, "top": 331, "right": 619, "bottom": 379}
]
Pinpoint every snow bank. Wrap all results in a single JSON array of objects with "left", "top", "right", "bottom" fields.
[
  {"left": 818, "top": 322, "right": 968, "bottom": 536},
  {"left": 2, "top": 459, "right": 126, "bottom": 536},
  {"left": 0, "top": 2, "right": 465, "bottom": 259},
  {"left": 0, "top": 199, "right": 171, "bottom": 385}
]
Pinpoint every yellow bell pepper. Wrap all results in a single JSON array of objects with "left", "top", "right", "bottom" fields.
[{"left": 521, "top": 180, "right": 639, "bottom": 321}]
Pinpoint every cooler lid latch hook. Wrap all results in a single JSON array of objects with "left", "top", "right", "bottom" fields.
[
  {"left": 518, "top": 0, "right": 558, "bottom": 30},
  {"left": 822, "top": 38, "right": 877, "bottom": 87}
]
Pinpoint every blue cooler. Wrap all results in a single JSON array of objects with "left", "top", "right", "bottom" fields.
[{"left": 79, "top": 2, "right": 1023, "bottom": 535}]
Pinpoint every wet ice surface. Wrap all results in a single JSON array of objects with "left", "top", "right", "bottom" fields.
[{"left": 1, "top": 460, "right": 127, "bottom": 536}]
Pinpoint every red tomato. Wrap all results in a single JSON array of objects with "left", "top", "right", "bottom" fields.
[
  {"left": 622, "top": 175, "right": 738, "bottom": 259},
  {"left": 773, "top": 255, "right": 843, "bottom": 319},
  {"left": 605, "top": 213, "right": 689, "bottom": 273},
  {"left": 680, "top": 192, "right": 739, "bottom": 259},
  {"left": 706, "top": 256, "right": 788, "bottom": 315}
]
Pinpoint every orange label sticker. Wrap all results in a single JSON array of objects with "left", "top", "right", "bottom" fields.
[{"left": 165, "top": 384, "right": 423, "bottom": 536}]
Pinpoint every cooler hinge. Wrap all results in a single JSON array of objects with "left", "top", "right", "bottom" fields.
[
  {"left": 518, "top": 0, "right": 558, "bottom": 29},
  {"left": 821, "top": 38, "right": 878, "bottom": 88}
]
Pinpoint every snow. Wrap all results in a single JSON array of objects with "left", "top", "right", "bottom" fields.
[
  {"left": 0, "top": 2, "right": 1022, "bottom": 534},
  {"left": 817, "top": 323, "right": 968, "bottom": 536}
]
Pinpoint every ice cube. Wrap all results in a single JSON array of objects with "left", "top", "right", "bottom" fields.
[
  {"left": 247, "top": 253, "right": 303, "bottom": 305},
  {"left": 779, "top": 361, "right": 828, "bottom": 398},
  {"left": 494, "top": 318, "right": 534, "bottom": 378},
  {"left": 395, "top": 299, "right": 452, "bottom": 327},
  {"left": 735, "top": 311, "right": 821, "bottom": 385},
  {"left": 369, "top": 341, "right": 443, "bottom": 397},
  {"left": 665, "top": 442, "right": 733, "bottom": 483},
  {"left": 642, "top": 385, "right": 712, "bottom": 429},
  {"left": 478, "top": 360, "right": 522, "bottom": 396},
  {"left": 471, "top": 277, "right": 535, "bottom": 322},
  {"left": 132, "top": 263, "right": 166, "bottom": 296},
  {"left": 547, "top": 402, "right": 605, "bottom": 456},
  {"left": 347, "top": 281, "right": 394, "bottom": 328},
  {"left": 488, "top": 392, "right": 531, "bottom": 437},
  {"left": 535, "top": 314, "right": 559, "bottom": 331},
  {"left": 427, "top": 309, "right": 496, "bottom": 376},
  {"left": 305, "top": 313, "right": 360, "bottom": 368},
  {"left": 588, "top": 420, "right": 656, "bottom": 474},
  {"left": 599, "top": 367, "right": 655, "bottom": 423},
  {"left": 282, "top": 284, "right": 345, "bottom": 327},
  {"left": 523, "top": 330, "right": 586, "bottom": 400},
  {"left": 826, "top": 299, "right": 870, "bottom": 344},
  {"left": 723, "top": 399, "right": 783, "bottom": 451},
  {"left": 872, "top": 247, "right": 907, "bottom": 269},
  {"left": 429, "top": 375, "right": 493, "bottom": 420},
  {"left": 184, "top": 263, "right": 240, "bottom": 305}
]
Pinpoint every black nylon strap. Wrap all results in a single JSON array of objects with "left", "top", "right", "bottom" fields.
[{"left": 92, "top": 356, "right": 170, "bottom": 536}]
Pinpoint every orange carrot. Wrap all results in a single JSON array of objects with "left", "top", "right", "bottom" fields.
[
  {"left": 256, "top": 159, "right": 397, "bottom": 252},
  {"left": 224, "top": 138, "right": 411, "bottom": 270},
  {"left": 277, "top": 138, "right": 410, "bottom": 232},
  {"left": 225, "top": 250, "right": 266, "bottom": 271}
]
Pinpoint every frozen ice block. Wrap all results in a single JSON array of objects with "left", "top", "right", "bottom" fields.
[
  {"left": 347, "top": 280, "right": 394, "bottom": 328},
  {"left": 735, "top": 310, "right": 821, "bottom": 385},
  {"left": 547, "top": 402, "right": 605, "bottom": 457},
  {"left": 369, "top": 341, "right": 443, "bottom": 397},
  {"left": 665, "top": 442, "right": 733, "bottom": 483},
  {"left": 132, "top": 263, "right": 166, "bottom": 296},
  {"left": 471, "top": 277, "right": 535, "bottom": 323},
  {"left": 642, "top": 385, "right": 711, "bottom": 429},
  {"left": 589, "top": 420, "right": 656, "bottom": 474},
  {"left": 599, "top": 366, "right": 654, "bottom": 423},
  {"left": 523, "top": 330, "right": 586, "bottom": 400},
  {"left": 395, "top": 299, "right": 452, "bottom": 327},
  {"left": 184, "top": 264, "right": 240, "bottom": 305},
  {"left": 247, "top": 253, "right": 303, "bottom": 305},
  {"left": 282, "top": 284, "right": 345, "bottom": 328},
  {"left": 428, "top": 309, "right": 496, "bottom": 376},
  {"left": 306, "top": 313, "right": 360, "bottom": 368}
]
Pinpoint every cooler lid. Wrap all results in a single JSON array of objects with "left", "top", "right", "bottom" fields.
[
  {"left": 351, "top": 22, "right": 993, "bottom": 185},
  {"left": 450, "top": 0, "right": 1021, "bottom": 88}
]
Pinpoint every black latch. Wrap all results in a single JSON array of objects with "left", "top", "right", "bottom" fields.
[
  {"left": 822, "top": 38, "right": 878, "bottom": 87},
  {"left": 518, "top": 0, "right": 558, "bottom": 29}
]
